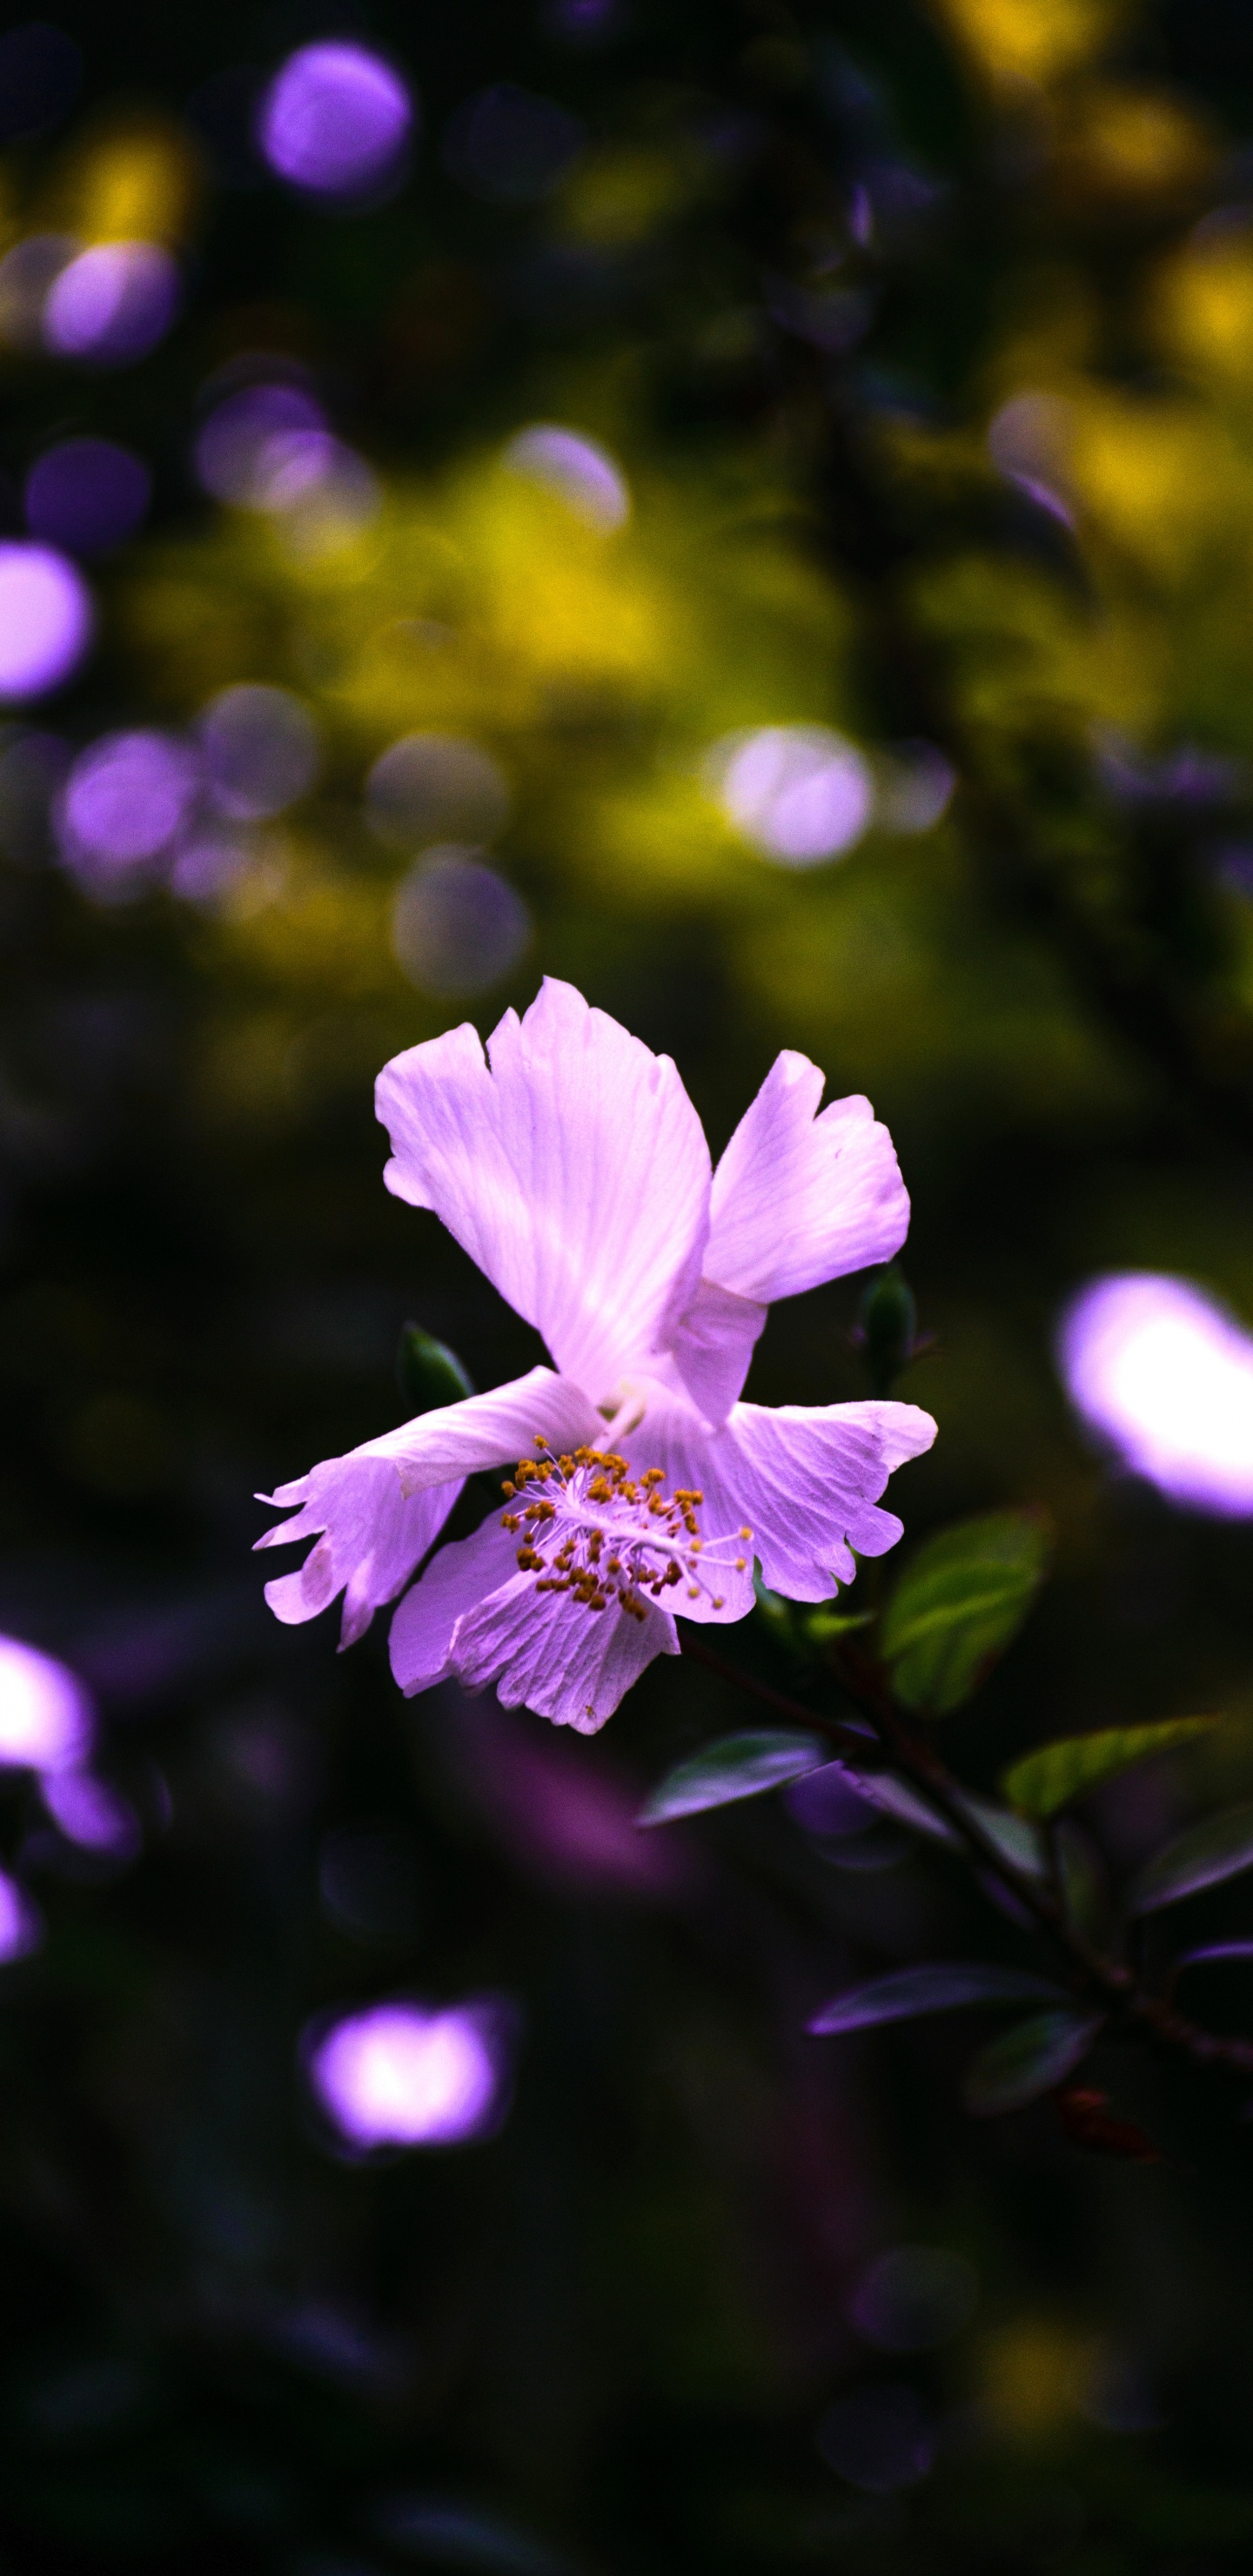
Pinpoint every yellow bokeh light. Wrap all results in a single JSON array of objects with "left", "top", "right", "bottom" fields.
[
  {"left": 1156, "top": 231, "right": 1253, "bottom": 391},
  {"left": 933, "top": 0, "right": 1128, "bottom": 87},
  {"left": 57, "top": 123, "right": 200, "bottom": 247}
]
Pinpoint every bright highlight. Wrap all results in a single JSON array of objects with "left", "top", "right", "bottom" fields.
[
  {"left": 308, "top": 2001, "right": 507, "bottom": 2148},
  {"left": 0, "top": 1637, "right": 94, "bottom": 1772},
  {"left": 1058, "top": 1271, "right": 1253, "bottom": 1515},
  {"left": 714, "top": 724, "right": 874, "bottom": 865},
  {"left": 0, "top": 544, "right": 93, "bottom": 700}
]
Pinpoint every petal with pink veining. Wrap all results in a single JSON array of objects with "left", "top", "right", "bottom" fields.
[
  {"left": 375, "top": 977, "right": 711, "bottom": 1405},
  {"left": 450, "top": 1573, "right": 680, "bottom": 1734},
  {"left": 705, "top": 1051, "right": 908, "bottom": 1305}
]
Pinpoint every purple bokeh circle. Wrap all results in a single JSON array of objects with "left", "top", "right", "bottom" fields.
[
  {"left": 258, "top": 43, "right": 413, "bottom": 198},
  {"left": 0, "top": 543, "right": 93, "bottom": 700},
  {"left": 25, "top": 437, "right": 151, "bottom": 555},
  {"left": 0, "top": 1635, "right": 94, "bottom": 1773},
  {"left": 43, "top": 239, "right": 180, "bottom": 365},
  {"left": 57, "top": 730, "right": 199, "bottom": 875}
]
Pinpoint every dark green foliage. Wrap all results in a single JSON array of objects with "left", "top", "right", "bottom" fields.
[
  {"left": 881, "top": 1513, "right": 1053, "bottom": 1715},
  {"left": 395, "top": 1322, "right": 476, "bottom": 1415},
  {"left": 963, "top": 2011, "right": 1105, "bottom": 2119},
  {"left": 858, "top": 1263, "right": 918, "bottom": 1397},
  {"left": 1127, "top": 1804, "right": 1253, "bottom": 1916},
  {"left": 1002, "top": 1720, "right": 1219, "bottom": 1821}
]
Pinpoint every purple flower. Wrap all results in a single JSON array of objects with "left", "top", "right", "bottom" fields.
[{"left": 257, "top": 980, "right": 935, "bottom": 1730}]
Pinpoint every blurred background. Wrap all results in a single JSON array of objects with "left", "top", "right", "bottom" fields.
[{"left": 10, "top": 0, "right": 1253, "bottom": 2566}]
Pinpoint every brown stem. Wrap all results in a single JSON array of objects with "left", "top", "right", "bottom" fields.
[{"left": 681, "top": 1634, "right": 1253, "bottom": 2081}]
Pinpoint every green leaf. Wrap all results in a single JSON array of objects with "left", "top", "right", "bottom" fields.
[
  {"left": 638, "top": 1730, "right": 825, "bottom": 1826},
  {"left": 1125, "top": 1801, "right": 1253, "bottom": 1916},
  {"left": 963, "top": 2009, "right": 1103, "bottom": 2117},
  {"left": 1055, "top": 1820, "right": 1113, "bottom": 1947},
  {"left": 809, "top": 1962, "right": 1063, "bottom": 2036},
  {"left": 881, "top": 1510, "right": 1052, "bottom": 1715},
  {"left": 1001, "top": 1719, "right": 1218, "bottom": 1821},
  {"left": 960, "top": 1793, "right": 1049, "bottom": 1881},
  {"left": 395, "top": 1322, "right": 475, "bottom": 1416},
  {"left": 805, "top": 1607, "right": 876, "bottom": 1646}
]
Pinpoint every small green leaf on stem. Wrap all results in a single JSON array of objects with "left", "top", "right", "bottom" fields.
[
  {"left": 395, "top": 1322, "right": 475, "bottom": 1416},
  {"left": 1002, "top": 1718, "right": 1218, "bottom": 1821},
  {"left": 881, "top": 1509, "right": 1053, "bottom": 1716},
  {"left": 638, "top": 1729, "right": 825, "bottom": 1826},
  {"left": 1126, "top": 1801, "right": 1253, "bottom": 1916},
  {"left": 963, "top": 2009, "right": 1103, "bottom": 2117},
  {"left": 858, "top": 1263, "right": 918, "bottom": 1397}
]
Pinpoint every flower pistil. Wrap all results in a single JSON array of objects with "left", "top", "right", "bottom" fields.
[{"left": 501, "top": 1440, "right": 751, "bottom": 1622}]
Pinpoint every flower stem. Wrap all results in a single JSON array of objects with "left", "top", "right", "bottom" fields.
[{"left": 680, "top": 1633, "right": 1253, "bottom": 2083}]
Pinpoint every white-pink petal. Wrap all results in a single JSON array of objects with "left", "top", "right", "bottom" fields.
[
  {"left": 723, "top": 1399, "right": 936, "bottom": 1598},
  {"left": 389, "top": 1513, "right": 520, "bottom": 1695},
  {"left": 667, "top": 1278, "right": 767, "bottom": 1427},
  {"left": 450, "top": 1572, "right": 679, "bottom": 1734},
  {"left": 258, "top": 1365, "right": 597, "bottom": 1642},
  {"left": 261, "top": 1458, "right": 460, "bottom": 1644},
  {"left": 705, "top": 1051, "right": 909, "bottom": 1305},
  {"left": 375, "top": 977, "right": 712, "bottom": 1407}
]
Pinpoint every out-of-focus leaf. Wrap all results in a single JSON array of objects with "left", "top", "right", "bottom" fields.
[
  {"left": 1125, "top": 1803, "right": 1253, "bottom": 1916},
  {"left": 753, "top": 1580, "right": 806, "bottom": 1652},
  {"left": 805, "top": 1607, "right": 876, "bottom": 1645},
  {"left": 638, "top": 1729, "right": 825, "bottom": 1825},
  {"left": 1176, "top": 1940, "right": 1253, "bottom": 1969},
  {"left": 850, "top": 1776, "right": 1049, "bottom": 1877},
  {"left": 1055, "top": 1819, "right": 1113, "bottom": 1946},
  {"left": 880, "top": 1511, "right": 1052, "bottom": 1714},
  {"left": 850, "top": 1771, "right": 961, "bottom": 1846},
  {"left": 963, "top": 2009, "right": 1103, "bottom": 2117},
  {"left": 1002, "top": 1719, "right": 1218, "bottom": 1820},
  {"left": 808, "top": 1962, "right": 1062, "bottom": 2035},
  {"left": 374, "top": 2492, "right": 580, "bottom": 2573},
  {"left": 961, "top": 1794, "right": 1048, "bottom": 1880},
  {"left": 753, "top": 1579, "right": 874, "bottom": 1658},
  {"left": 395, "top": 1323, "right": 475, "bottom": 1415},
  {"left": 859, "top": 1262, "right": 917, "bottom": 1397}
]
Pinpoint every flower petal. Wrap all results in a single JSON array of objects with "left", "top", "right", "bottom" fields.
[
  {"left": 626, "top": 1391, "right": 935, "bottom": 1606},
  {"left": 388, "top": 1512, "right": 521, "bottom": 1695},
  {"left": 723, "top": 1399, "right": 936, "bottom": 1598},
  {"left": 620, "top": 1393, "right": 758, "bottom": 1625},
  {"left": 450, "top": 1575, "right": 679, "bottom": 1734},
  {"left": 375, "top": 977, "right": 712, "bottom": 1405},
  {"left": 261, "top": 1459, "right": 461, "bottom": 1646},
  {"left": 667, "top": 1278, "right": 767, "bottom": 1428},
  {"left": 704, "top": 1051, "right": 909, "bottom": 1304},
  {"left": 258, "top": 1367, "right": 598, "bottom": 1644}
]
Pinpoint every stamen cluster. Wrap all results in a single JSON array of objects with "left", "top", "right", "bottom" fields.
[{"left": 500, "top": 1440, "right": 751, "bottom": 1622}]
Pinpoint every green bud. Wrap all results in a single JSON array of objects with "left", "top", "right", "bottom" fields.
[
  {"left": 395, "top": 1323, "right": 475, "bottom": 1418},
  {"left": 858, "top": 1263, "right": 917, "bottom": 1398}
]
